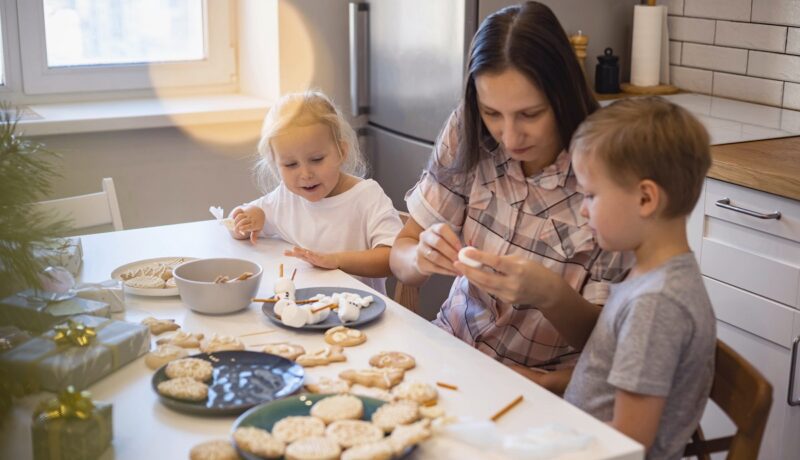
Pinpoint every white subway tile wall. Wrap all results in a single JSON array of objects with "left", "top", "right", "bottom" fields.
[{"left": 666, "top": 0, "right": 800, "bottom": 108}]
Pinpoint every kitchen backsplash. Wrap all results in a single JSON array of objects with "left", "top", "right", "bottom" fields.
[{"left": 659, "top": 0, "right": 800, "bottom": 110}]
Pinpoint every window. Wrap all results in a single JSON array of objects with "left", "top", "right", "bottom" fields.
[{"left": 15, "top": 0, "right": 235, "bottom": 95}]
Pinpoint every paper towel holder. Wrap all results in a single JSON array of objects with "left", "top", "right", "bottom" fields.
[{"left": 621, "top": 0, "right": 680, "bottom": 96}]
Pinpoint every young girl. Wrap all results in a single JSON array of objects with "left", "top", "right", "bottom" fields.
[{"left": 230, "top": 91, "right": 403, "bottom": 294}]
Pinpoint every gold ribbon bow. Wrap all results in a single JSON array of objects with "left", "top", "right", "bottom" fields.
[
  {"left": 52, "top": 319, "right": 96, "bottom": 347},
  {"left": 34, "top": 386, "right": 96, "bottom": 422}
]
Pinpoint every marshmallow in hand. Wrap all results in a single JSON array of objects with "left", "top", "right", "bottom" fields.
[{"left": 458, "top": 246, "right": 482, "bottom": 268}]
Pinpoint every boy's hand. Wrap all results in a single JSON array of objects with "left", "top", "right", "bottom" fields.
[
  {"left": 415, "top": 223, "right": 462, "bottom": 277},
  {"left": 231, "top": 206, "right": 265, "bottom": 244},
  {"left": 453, "top": 248, "right": 559, "bottom": 306},
  {"left": 285, "top": 246, "right": 340, "bottom": 270}
]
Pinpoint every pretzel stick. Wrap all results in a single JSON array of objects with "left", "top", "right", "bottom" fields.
[
  {"left": 279, "top": 263, "right": 284, "bottom": 278},
  {"left": 252, "top": 298, "right": 316, "bottom": 304},
  {"left": 490, "top": 395, "right": 523, "bottom": 422},
  {"left": 422, "top": 399, "right": 438, "bottom": 407},
  {"left": 233, "top": 271, "right": 254, "bottom": 281},
  {"left": 291, "top": 268, "right": 297, "bottom": 281},
  {"left": 436, "top": 381, "right": 458, "bottom": 391},
  {"left": 311, "top": 303, "right": 337, "bottom": 314},
  {"left": 238, "top": 330, "right": 277, "bottom": 338}
]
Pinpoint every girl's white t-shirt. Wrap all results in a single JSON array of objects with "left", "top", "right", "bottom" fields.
[{"left": 248, "top": 179, "right": 403, "bottom": 294}]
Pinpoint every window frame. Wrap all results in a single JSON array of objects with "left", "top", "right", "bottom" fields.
[{"left": 15, "top": 0, "right": 236, "bottom": 96}]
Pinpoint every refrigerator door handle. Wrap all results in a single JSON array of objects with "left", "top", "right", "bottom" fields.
[
  {"left": 790, "top": 335, "right": 800, "bottom": 406},
  {"left": 349, "top": 2, "right": 369, "bottom": 117}
]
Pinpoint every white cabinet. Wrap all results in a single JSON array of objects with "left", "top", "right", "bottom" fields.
[{"left": 693, "top": 178, "right": 800, "bottom": 459}]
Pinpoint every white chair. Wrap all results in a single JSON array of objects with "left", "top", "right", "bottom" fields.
[{"left": 36, "top": 177, "right": 123, "bottom": 231}]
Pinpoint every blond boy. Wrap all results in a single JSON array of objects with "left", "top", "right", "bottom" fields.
[{"left": 557, "top": 97, "right": 716, "bottom": 459}]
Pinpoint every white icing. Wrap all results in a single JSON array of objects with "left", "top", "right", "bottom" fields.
[{"left": 458, "top": 246, "right": 482, "bottom": 268}]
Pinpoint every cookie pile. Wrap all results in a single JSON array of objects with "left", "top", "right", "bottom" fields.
[
  {"left": 156, "top": 357, "right": 213, "bottom": 401},
  {"left": 119, "top": 258, "right": 186, "bottom": 290}
]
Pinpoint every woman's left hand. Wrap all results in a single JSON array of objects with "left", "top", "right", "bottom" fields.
[
  {"left": 284, "top": 246, "right": 340, "bottom": 270},
  {"left": 454, "top": 248, "right": 560, "bottom": 306}
]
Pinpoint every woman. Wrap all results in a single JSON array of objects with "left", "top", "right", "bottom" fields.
[{"left": 390, "top": 1, "right": 631, "bottom": 392}]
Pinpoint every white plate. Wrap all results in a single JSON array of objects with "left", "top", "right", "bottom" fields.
[{"left": 111, "top": 257, "right": 196, "bottom": 296}]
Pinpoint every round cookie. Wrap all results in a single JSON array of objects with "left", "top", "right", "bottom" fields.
[
  {"left": 285, "top": 436, "right": 341, "bottom": 460},
  {"left": 165, "top": 357, "right": 213, "bottom": 381},
  {"left": 310, "top": 394, "right": 364, "bottom": 424},
  {"left": 391, "top": 381, "right": 438, "bottom": 405},
  {"left": 325, "top": 420, "right": 384, "bottom": 449},
  {"left": 272, "top": 416, "right": 326, "bottom": 444},
  {"left": 371, "top": 400, "right": 420, "bottom": 433},
  {"left": 233, "top": 426, "right": 285, "bottom": 459},
  {"left": 324, "top": 326, "right": 367, "bottom": 347},
  {"left": 145, "top": 344, "right": 189, "bottom": 370},
  {"left": 263, "top": 342, "right": 305, "bottom": 361},
  {"left": 189, "top": 439, "right": 239, "bottom": 460},
  {"left": 157, "top": 377, "right": 208, "bottom": 401},
  {"left": 341, "top": 441, "right": 394, "bottom": 460},
  {"left": 368, "top": 351, "right": 416, "bottom": 371}
]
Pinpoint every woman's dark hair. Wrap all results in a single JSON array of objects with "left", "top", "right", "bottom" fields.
[{"left": 453, "top": 1, "right": 599, "bottom": 174}]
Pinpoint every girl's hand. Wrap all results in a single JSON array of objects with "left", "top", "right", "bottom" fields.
[
  {"left": 285, "top": 246, "right": 340, "bottom": 270},
  {"left": 453, "top": 248, "right": 559, "bottom": 306},
  {"left": 415, "top": 223, "right": 462, "bottom": 277},
  {"left": 231, "top": 206, "right": 265, "bottom": 244}
]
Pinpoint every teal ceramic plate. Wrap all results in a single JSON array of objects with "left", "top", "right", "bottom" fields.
[
  {"left": 232, "top": 394, "right": 415, "bottom": 459},
  {"left": 152, "top": 351, "right": 304, "bottom": 416},
  {"left": 261, "top": 287, "right": 386, "bottom": 330}
]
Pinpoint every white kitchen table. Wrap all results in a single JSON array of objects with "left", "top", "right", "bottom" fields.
[{"left": 0, "top": 220, "right": 643, "bottom": 460}]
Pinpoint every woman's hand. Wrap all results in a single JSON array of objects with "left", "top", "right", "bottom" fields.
[
  {"left": 453, "top": 247, "right": 560, "bottom": 306},
  {"left": 415, "top": 223, "right": 462, "bottom": 277},
  {"left": 231, "top": 206, "right": 265, "bottom": 244},
  {"left": 284, "top": 246, "right": 340, "bottom": 270}
]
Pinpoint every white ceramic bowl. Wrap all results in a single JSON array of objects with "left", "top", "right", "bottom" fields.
[{"left": 173, "top": 258, "right": 263, "bottom": 314}]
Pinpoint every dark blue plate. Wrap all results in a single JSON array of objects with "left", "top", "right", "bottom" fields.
[
  {"left": 151, "top": 350, "right": 304, "bottom": 416},
  {"left": 232, "top": 394, "right": 415, "bottom": 459},
  {"left": 261, "top": 287, "right": 386, "bottom": 330}
]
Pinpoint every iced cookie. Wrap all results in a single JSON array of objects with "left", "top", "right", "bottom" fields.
[
  {"left": 262, "top": 342, "right": 306, "bottom": 361},
  {"left": 419, "top": 403, "right": 445, "bottom": 419},
  {"left": 326, "top": 420, "right": 384, "bottom": 449},
  {"left": 272, "top": 416, "right": 326, "bottom": 444},
  {"left": 371, "top": 400, "right": 420, "bottom": 433},
  {"left": 141, "top": 317, "right": 180, "bottom": 335},
  {"left": 233, "top": 426, "right": 285, "bottom": 459},
  {"left": 200, "top": 334, "right": 245, "bottom": 353},
  {"left": 388, "top": 419, "right": 431, "bottom": 453},
  {"left": 156, "top": 330, "right": 204, "bottom": 348},
  {"left": 165, "top": 277, "right": 177, "bottom": 289},
  {"left": 368, "top": 351, "right": 415, "bottom": 371},
  {"left": 145, "top": 344, "right": 189, "bottom": 370},
  {"left": 324, "top": 326, "right": 366, "bottom": 347},
  {"left": 305, "top": 376, "right": 351, "bottom": 394},
  {"left": 310, "top": 394, "right": 364, "bottom": 424},
  {"left": 284, "top": 436, "right": 341, "bottom": 460},
  {"left": 157, "top": 377, "right": 208, "bottom": 401},
  {"left": 125, "top": 275, "right": 166, "bottom": 289},
  {"left": 189, "top": 439, "right": 239, "bottom": 460},
  {"left": 341, "top": 441, "right": 394, "bottom": 460},
  {"left": 165, "top": 357, "right": 213, "bottom": 381},
  {"left": 339, "top": 368, "right": 404, "bottom": 390},
  {"left": 296, "top": 345, "right": 347, "bottom": 367},
  {"left": 349, "top": 384, "right": 394, "bottom": 402},
  {"left": 391, "top": 382, "right": 438, "bottom": 405}
]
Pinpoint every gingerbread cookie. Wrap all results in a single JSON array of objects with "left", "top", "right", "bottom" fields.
[
  {"left": 325, "top": 420, "right": 384, "bottom": 449},
  {"left": 233, "top": 426, "right": 285, "bottom": 459},
  {"left": 419, "top": 403, "right": 445, "bottom": 419},
  {"left": 284, "top": 436, "right": 341, "bottom": 460},
  {"left": 341, "top": 441, "right": 394, "bottom": 460},
  {"left": 200, "top": 334, "right": 245, "bottom": 353},
  {"left": 391, "top": 381, "right": 438, "bottom": 405},
  {"left": 339, "top": 368, "right": 404, "bottom": 390},
  {"left": 125, "top": 275, "right": 166, "bottom": 289},
  {"left": 189, "top": 439, "right": 239, "bottom": 460},
  {"left": 305, "top": 376, "right": 351, "bottom": 394},
  {"left": 165, "top": 357, "right": 213, "bottom": 381},
  {"left": 262, "top": 342, "right": 305, "bottom": 361},
  {"left": 349, "top": 384, "right": 393, "bottom": 402},
  {"left": 371, "top": 400, "right": 420, "bottom": 433},
  {"left": 309, "top": 394, "right": 364, "bottom": 424},
  {"left": 324, "top": 326, "right": 367, "bottom": 347},
  {"left": 156, "top": 330, "right": 204, "bottom": 348},
  {"left": 272, "top": 416, "right": 326, "bottom": 444},
  {"left": 368, "top": 351, "right": 415, "bottom": 370},
  {"left": 145, "top": 344, "right": 189, "bottom": 370},
  {"left": 296, "top": 345, "right": 346, "bottom": 367},
  {"left": 388, "top": 419, "right": 431, "bottom": 453},
  {"left": 141, "top": 317, "right": 181, "bottom": 335},
  {"left": 157, "top": 377, "right": 208, "bottom": 401}
]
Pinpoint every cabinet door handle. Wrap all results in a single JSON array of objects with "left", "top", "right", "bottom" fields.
[
  {"left": 790, "top": 335, "right": 800, "bottom": 406},
  {"left": 715, "top": 198, "right": 781, "bottom": 220},
  {"left": 348, "top": 2, "right": 369, "bottom": 117}
]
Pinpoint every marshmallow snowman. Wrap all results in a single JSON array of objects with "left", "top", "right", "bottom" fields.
[
  {"left": 274, "top": 298, "right": 293, "bottom": 317},
  {"left": 274, "top": 277, "right": 296, "bottom": 301},
  {"left": 337, "top": 297, "right": 361, "bottom": 323},
  {"left": 280, "top": 301, "right": 310, "bottom": 328}
]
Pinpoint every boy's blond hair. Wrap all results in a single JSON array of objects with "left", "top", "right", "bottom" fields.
[
  {"left": 255, "top": 90, "right": 366, "bottom": 192},
  {"left": 570, "top": 96, "right": 711, "bottom": 218}
]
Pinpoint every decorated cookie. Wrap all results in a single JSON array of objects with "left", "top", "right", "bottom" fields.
[
  {"left": 419, "top": 403, "right": 446, "bottom": 419},
  {"left": 388, "top": 419, "right": 431, "bottom": 453},
  {"left": 189, "top": 439, "right": 239, "bottom": 460},
  {"left": 233, "top": 426, "right": 285, "bottom": 459},
  {"left": 284, "top": 436, "right": 340, "bottom": 460},
  {"left": 324, "top": 326, "right": 367, "bottom": 347},
  {"left": 165, "top": 357, "right": 213, "bottom": 381},
  {"left": 125, "top": 275, "right": 166, "bottom": 289},
  {"left": 310, "top": 394, "right": 364, "bottom": 424},
  {"left": 325, "top": 420, "right": 384, "bottom": 449},
  {"left": 368, "top": 351, "right": 416, "bottom": 371},
  {"left": 341, "top": 441, "right": 394, "bottom": 460},
  {"left": 156, "top": 330, "right": 204, "bottom": 348},
  {"left": 145, "top": 344, "right": 189, "bottom": 370},
  {"left": 157, "top": 377, "right": 208, "bottom": 401},
  {"left": 272, "top": 416, "right": 326, "bottom": 444},
  {"left": 200, "top": 334, "right": 245, "bottom": 353},
  {"left": 371, "top": 400, "right": 420, "bottom": 433},
  {"left": 141, "top": 317, "right": 181, "bottom": 335},
  {"left": 262, "top": 342, "right": 306, "bottom": 361},
  {"left": 391, "top": 381, "right": 438, "bottom": 405},
  {"left": 305, "top": 376, "right": 351, "bottom": 394},
  {"left": 296, "top": 345, "right": 347, "bottom": 367},
  {"left": 339, "top": 368, "right": 404, "bottom": 390}
]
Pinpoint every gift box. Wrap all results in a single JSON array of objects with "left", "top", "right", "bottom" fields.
[
  {"left": 33, "top": 237, "right": 83, "bottom": 277},
  {"left": 0, "top": 315, "right": 150, "bottom": 392},
  {"left": 75, "top": 281, "right": 125, "bottom": 314},
  {"left": 0, "top": 292, "right": 110, "bottom": 333},
  {"left": 32, "top": 387, "right": 113, "bottom": 460}
]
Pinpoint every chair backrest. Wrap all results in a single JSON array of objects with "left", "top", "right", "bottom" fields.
[
  {"left": 35, "top": 177, "right": 123, "bottom": 231},
  {"left": 684, "top": 339, "right": 773, "bottom": 460},
  {"left": 392, "top": 211, "right": 420, "bottom": 314}
]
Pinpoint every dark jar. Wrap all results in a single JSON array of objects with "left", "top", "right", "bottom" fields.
[{"left": 595, "top": 47, "right": 620, "bottom": 94}]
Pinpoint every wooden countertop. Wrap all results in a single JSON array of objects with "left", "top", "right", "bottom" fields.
[{"left": 709, "top": 136, "right": 800, "bottom": 201}]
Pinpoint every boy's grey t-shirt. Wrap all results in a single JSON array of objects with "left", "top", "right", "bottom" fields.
[{"left": 564, "top": 253, "right": 716, "bottom": 460}]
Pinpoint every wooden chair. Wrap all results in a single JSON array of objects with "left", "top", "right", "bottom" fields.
[
  {"left": 683, "top": 340, "right": 773, "bottom": 460},
  {"left": 392, "top": 211, "right": 421, "bottom": 314},
  {"left": 35, "top": 177, "right": 123, "bottom": 231}
]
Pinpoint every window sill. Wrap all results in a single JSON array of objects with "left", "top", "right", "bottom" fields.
[{"left": 17, "top": 93, "right": 270, "bottom": 137}]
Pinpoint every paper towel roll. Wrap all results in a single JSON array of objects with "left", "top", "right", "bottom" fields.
[{"left": 630, "top": 5, "right": 666, "bottom": 87}]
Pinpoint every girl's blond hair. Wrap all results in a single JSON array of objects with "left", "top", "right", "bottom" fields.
[{"left": 255, "top": 90, "right": 366, "bottom": 192}]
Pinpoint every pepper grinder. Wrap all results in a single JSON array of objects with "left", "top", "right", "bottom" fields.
[{"left": 595, "top": 47, "right": 620, "bottom": 94}]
